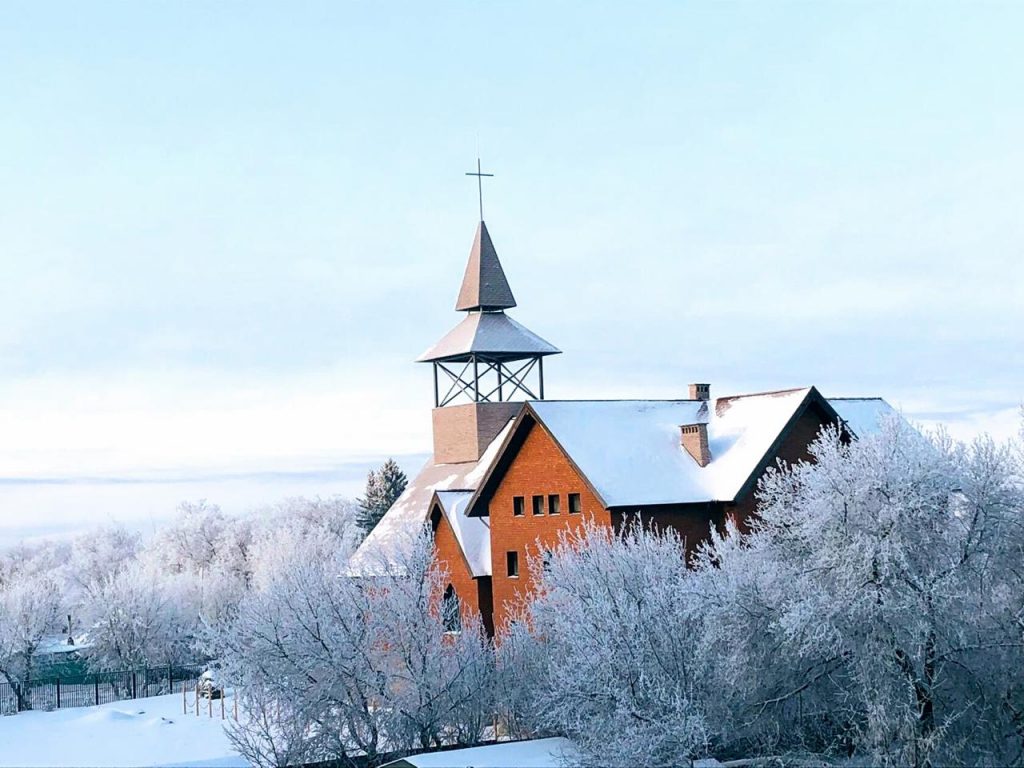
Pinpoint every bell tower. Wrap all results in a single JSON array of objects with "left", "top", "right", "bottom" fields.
[{"left": 417, "top": 161, "right": 560, "bottom": 463}]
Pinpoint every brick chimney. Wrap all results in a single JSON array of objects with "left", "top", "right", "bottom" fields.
[
  {"left": 680, "top": 423, "right": 711, "bottom": 467},
  {"left": 689, "top": 383, "right": 710, "bottom": 401}
]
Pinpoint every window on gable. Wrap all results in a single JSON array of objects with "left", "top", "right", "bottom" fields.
[
  {"left": 548, "top": 494, "right": 560, "bottom": 515},
  {"left": 568, "top": 493, "right": 582, "bottom": 514},
  {"left": 442, "top": 584, "right": 461, "bottom": 634},
  {"left": 507, "top": 551, "right": 520, "bottom": 578},
  {"left": 513, "top": 496, "right": 525, "bottom": 517},
  {"left": 532, "top": 495, "right": 544, "bottom": 516}
]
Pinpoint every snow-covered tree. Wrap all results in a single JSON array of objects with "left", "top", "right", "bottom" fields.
[
  {"left": 692, "top": 417, "right": 1024, "bottom": 766},
  {"left": 365, "top": 531, "right": 497, "bottom": 752},
  {"left": 356, "top": 459, "right": 408, "bottom": 534},
  {"left": 66, "top": 524, "right": 141, "bottom": 602},
  {"left": 82, "top": 561, "right": 195, "bottom": 671},
  {"left": 216, "top": 536, "right": 387, "bottom": 766},
  {"left": 500, "top": 522, "right": 711, "bottom": 767},
  {"left": 216, "top": 528, "right": 496, "bottom": 767},
  {"left": 248, "top": 495, "right": 360, "bottom": 588},
  {"left": 0, "top": 573, "right": 62, "bottom": 710}
]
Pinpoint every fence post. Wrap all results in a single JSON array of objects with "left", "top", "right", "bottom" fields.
[
  {"left": 56, "top": 678, "right": 61, "bottom": 710},
  {"left": 15, "top": 684, "right": 20, "bottom": 713},
  {"left": 168, "top": 664, "right": 173, "bottom": 694},
  {"left": 131, "top": 672, "right": 137, "bottom": 699},
  {"left": 94, "top": 675, "right": 99, "bottom": 706}
]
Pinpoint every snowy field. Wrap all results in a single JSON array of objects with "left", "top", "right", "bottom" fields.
[{"left": 0, "top": 693, "right": 248, "bottom": 768}]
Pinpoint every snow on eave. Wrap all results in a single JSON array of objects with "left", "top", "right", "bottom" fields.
[
  {"left": 348, "top": 420, "right": 515, "bottom": 576},
  {"left": 432, "top": 490, "right": 492, "bottom": 577}
]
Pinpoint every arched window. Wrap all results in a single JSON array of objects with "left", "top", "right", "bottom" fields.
[{"left": 442, "top": 584, "right": 462, "bottom": 634}]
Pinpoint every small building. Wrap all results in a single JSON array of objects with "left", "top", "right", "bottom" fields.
[{"left": 349, "top": 203, "right": 895, "bottom": 635}]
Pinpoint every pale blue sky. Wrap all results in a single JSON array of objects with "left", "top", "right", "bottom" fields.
[{"left": 1, "top": 2, "right": 1022, "bottom": 542}]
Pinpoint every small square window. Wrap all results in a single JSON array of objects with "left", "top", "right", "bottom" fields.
[
  {"left": 513, "top": 496, "right": 525, "bottom": 517},
  {"left": 506, "top": 551, "right": 519, "bottom": 578},
  {"left": 548, "top": 494, "right": 560, "bottom": 515},
  {"left": 532, "top": 495, "right": 544, "bottom": 516},
  {"left": 568, "top": 493, "right": 582, "bottom": 514}
]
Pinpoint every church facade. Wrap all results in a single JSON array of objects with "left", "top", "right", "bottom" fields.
[{"left": 350, "top": 209, "right": 894, "bottom": 636}]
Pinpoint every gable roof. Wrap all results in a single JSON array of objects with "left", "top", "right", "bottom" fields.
[
  {"left": 469, "top": 387, "right": 849, "bottom": 513},
  {"left": 348, "top": 419, "right": 516, "bottom": 576},
  {"left": 416, "top": 311, "right": 561, "bottom": 363},
  {"left": 455, "top": 221, "right": 517, "bottom": 312}
]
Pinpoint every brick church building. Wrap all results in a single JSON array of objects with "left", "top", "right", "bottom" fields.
[{"left": 350, "top": 208, "right": 893, "bottom": 636}]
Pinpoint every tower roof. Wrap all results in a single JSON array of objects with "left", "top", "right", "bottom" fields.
[
  {"left": 417, "top": 311, "right": 560, "bottom": 363},
  {"left": 455, "top": 221, "right": 517, "bottom": 312}
]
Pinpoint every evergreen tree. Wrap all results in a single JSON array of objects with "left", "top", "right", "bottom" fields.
[{"left": 356, "top": 459, "right": 408, "bottom": 534}]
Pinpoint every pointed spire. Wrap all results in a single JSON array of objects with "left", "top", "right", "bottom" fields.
[{"left": 455, "top": 221, "right": 517, "bottom": 312}]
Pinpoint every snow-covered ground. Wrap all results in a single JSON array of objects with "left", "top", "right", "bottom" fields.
[{"left": 0, "top": 693, "right": 248, "bottom": 768}]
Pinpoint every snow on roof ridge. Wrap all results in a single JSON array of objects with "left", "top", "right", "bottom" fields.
[
  {"left": 715, "top": 386, "right": 811, "bottom": 401},
  {"left": 523, "top": 392, "right": 813, "bottom": 507},
  {"left": 532, "top": 388, "right": 812, "bottom": 406}
]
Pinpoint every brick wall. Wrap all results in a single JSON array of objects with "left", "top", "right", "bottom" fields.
[
  {"left": 432, "top": 402, "right": 521, "bottom": 463},
  {"left": 431, "top": 507, "right": 484, "bottom": 630},
  {"left": 487, "top": 419, "right": 611, "bottom": 632}
]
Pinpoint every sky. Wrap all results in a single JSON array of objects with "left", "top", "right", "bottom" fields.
[{"left": 1, "top": 2, "right": 1022, "bottom": 544}]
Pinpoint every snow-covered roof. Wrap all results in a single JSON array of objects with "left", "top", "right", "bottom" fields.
[
  {"left": 527, "top": 388, "right": 818, "bottom": 507},
  {"left": 348, "top": 420, "right": 515, "bottom": 576},
  {"left": 381, "top": 737, "right": 580, "bottom": 768},
  {"left": 350, "top": 388, "right": 894, "bottom": 577},
  {"left": 434, "top": 491, "right": 491, "bottom": 577},
  {"left": 829, "top": 397, "right": 898, "bottom": 438},
  {"left": 417, "top": 311, "right": 560, "bottom": 363}
]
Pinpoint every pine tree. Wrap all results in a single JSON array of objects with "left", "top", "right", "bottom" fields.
[{"left": 356, "top": 459, "right": 408, "bottom": 534}]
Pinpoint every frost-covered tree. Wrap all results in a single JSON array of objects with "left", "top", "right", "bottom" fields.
[
  {"left": 215, "top": 528, "right": 495, "bottom": 767},
  {"left": 693, "top": 417, "right": 1024, "bottom": 766},
  {"left": 82, "top": 561, "right": 195, "bottom": 671},
  {"left": 0, "top": 573, "right": 62, "bottom": 710},
  {"left": 365, "top": 531, "right": 496, "bottom": 752},
  {"left": 249, "top": 495, "right": 360, "bottom": 588},
  {"left": 148, "top": 500, "right": 231, "bottom": 575},
  {"left": 501, "top": 522, "right": 711, "bottom": 768},
  {"left": 66, "top": 524, "right": 141, "bottom": 602},
  {"left": 356, "top": 459, "right": 408, "bottom": 534}
]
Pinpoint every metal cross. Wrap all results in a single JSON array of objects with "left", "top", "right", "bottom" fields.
[{"left": 465, "top": 157, "right": 494, "bottom": 222}]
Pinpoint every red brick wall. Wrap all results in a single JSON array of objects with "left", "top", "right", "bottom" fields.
[
  {"left": 487, "top": 420, "right": 611, "bottom": 632},
  {"left": 431, "top": 509, "right": 483, "bottom": 629}
]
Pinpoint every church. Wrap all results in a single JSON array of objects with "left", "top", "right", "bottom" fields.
[{"left": 350, "top": 191, "right": 894, "bottom": 636}]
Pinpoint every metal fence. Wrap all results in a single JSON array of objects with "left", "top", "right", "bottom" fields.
[{"left": 0, "top": 663, "right": 206, "bottom": 715}]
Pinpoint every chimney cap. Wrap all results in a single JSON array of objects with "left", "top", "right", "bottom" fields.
[
  {"left": 689, "top": 383, "right": 711, "bottom": 401},
  {"left": 680, "top": 422, "right": 712, "bottom": 467}
]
